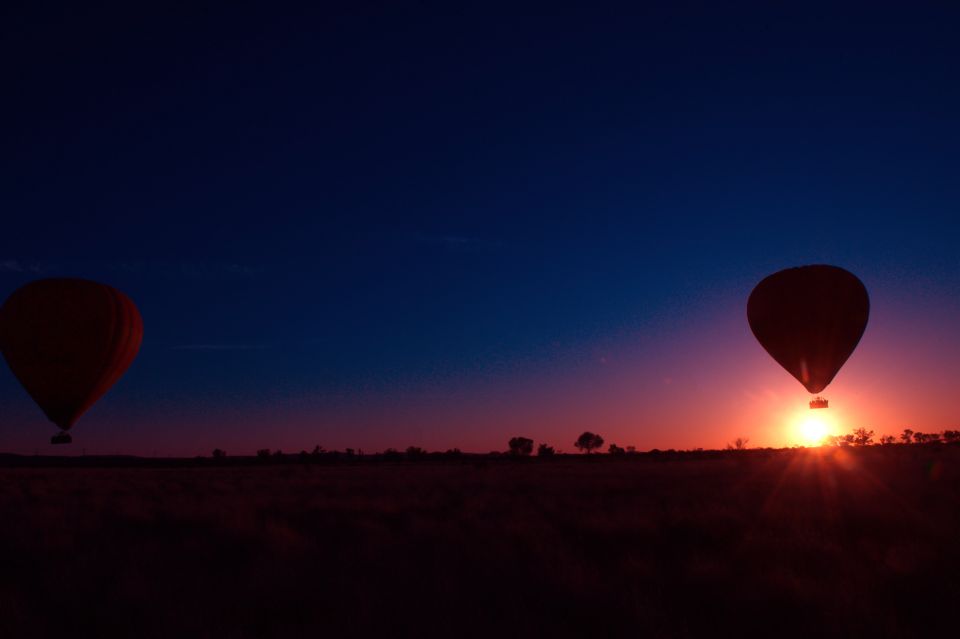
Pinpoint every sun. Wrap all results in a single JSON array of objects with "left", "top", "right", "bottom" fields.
[{"left": 795, "top": 413, "right": 831, "bottom": 446}]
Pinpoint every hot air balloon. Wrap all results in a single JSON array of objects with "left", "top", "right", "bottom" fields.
[
  {"left": 747, "top": 265, "right": 869, "bottom": 409},
  {"left": 0, "top": 278, "right": 143, "bottom": 443}
]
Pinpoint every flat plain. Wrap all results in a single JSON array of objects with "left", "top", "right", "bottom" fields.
[{"left": 1, "top": 446, "right": 958, "bottom": 638}]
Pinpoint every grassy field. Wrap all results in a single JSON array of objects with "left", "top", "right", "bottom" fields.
[{"left": 1, "top": 446, "right": 958, "bottom": 637}]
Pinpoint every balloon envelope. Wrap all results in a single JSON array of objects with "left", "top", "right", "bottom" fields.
[
  {"left": 0, "top": 278, "right": 143, "bottom": 431},
  {"left": 747, "top": 265, "right": 869, "bottom": 394}
]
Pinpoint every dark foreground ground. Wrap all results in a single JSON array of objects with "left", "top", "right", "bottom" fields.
[{"left": 1, "top": 446, "right": 959, "bottom": 638}]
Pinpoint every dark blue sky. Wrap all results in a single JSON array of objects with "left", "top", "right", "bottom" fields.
[{"left": 2, "top": 2, "right": 960, "bottom": 453}]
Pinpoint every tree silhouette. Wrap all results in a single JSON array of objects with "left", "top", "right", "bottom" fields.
[
  {"left": 211, "top": 448, "right": 226, "bottom": 459},
  {"left": 405, "top": 446, "right": 425, "bottom": 459},
  {"left": 575, "top": 432, "right": 604, "bottom": 454},
  {"left": 608, "top": 443, "right": 625, "bottom": 455},
  {"left": 537, "top": 443, "right": 555, "bottom": 457},
  {"left": 852, "top": 428, "right": 874, "bottom": 446},
  {"left": 256, "top": 449, "right": 271, "bottom": 459},
  {"left": 943, "top": 430, "right": 960, "bottom": 443},
  {"left": 879, "top": 435, "right": 896, "bottom": 445},
  {"left": 912, "top": 431, "right": 926, "bottom": 444},
  {"left": 508, "top": 437, "right": 534, "bottom": 456},
  {"left": 900, "top": 429, "right": 914, "bottom": 444}
]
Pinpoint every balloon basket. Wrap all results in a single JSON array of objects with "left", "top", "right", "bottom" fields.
[
  {"left": 50, "top": 432, "right": 72, "bottom": 445},
  {"left": 809, "top": 396, "right": 828, "bottom": 409}
]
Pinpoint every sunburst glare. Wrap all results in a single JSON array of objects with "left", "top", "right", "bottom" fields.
[{"left": 793, "top": 411, "right": 838, "bottom": 446}]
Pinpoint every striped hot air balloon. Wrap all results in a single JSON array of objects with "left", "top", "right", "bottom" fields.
[{"left": 0, "top": 278, "right": 143, "bottom": 443}]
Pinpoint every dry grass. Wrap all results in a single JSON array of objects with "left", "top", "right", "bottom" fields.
[{"left": 1, "top": 446, "right": 958, "bottom": 637}]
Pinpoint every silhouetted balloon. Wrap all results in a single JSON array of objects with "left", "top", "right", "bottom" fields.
[
  {"left": 747, "top": 265, "right": 869, "bottom": 394},
  {"left": 0, "top": 278, "right": 143, "bottom": 432}
]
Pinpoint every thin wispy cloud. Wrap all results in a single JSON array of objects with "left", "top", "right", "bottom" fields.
[
  {"left": 1, "top": 259, "right": 261, "bottom": 280},
  {"left": 0, "top": 260, "right": 45, "bottom": 274},
  {"left": 171, "top": 344, "right": 267, "bottom": 351},
  {"left": 110, "top": 260, "right": 263, "bottom": 279},
  {"left": 410, "top": 233, "right": 504, "bottom": 253}
]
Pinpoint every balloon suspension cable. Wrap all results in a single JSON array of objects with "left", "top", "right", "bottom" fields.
[{"left": 809, "top": 396, "right": 828, "bottom": 410}]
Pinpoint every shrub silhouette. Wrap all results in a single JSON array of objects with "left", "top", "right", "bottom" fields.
[
  {"left": 212, "top": 448, "right": 227, "bottom": 459},
  {"left": 608, "top": 444, "right": 625, "bottom": 455},
  {"left": 508, "top": 437, "right": 534, "bottom": 456},
  {"left": 901, "top": 429, "right": 914, "bottom": 444},
  {"left": 575, "top": 432, "right": 604, "bottom": 454},
  {"left": 256, "top": 449, "right": 271, "bottom": 460},
  {"left": 537, "top": 443, "right": 555, "bottom": 457},
  {"left": 726, "top": 437, "right": 749, "bottom": 451}
]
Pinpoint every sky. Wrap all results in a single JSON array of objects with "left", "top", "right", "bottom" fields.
[{"left": 2, "top": 1, "right": 960, "bottom": 455}]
